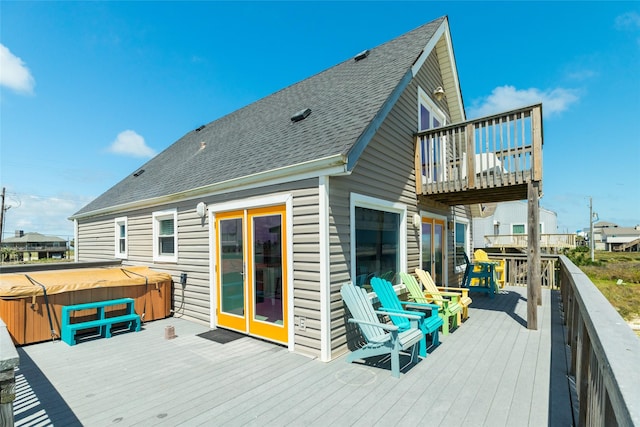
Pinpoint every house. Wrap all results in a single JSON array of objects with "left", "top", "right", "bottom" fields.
[
  {"left": 70, "top": 16, "right": 544, "bottom": 361},
  {"left": 594, "top": 222, "right": 640, "bottom": 252},
  {"left": 471, "top": 201, "right": 575, "bottom": 252},
  {"left": 1, "top": 231, "right": 68, "bottom": 261}
]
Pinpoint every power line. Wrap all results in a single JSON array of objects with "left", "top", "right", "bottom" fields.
[{"left": 3, "top": 191, "right": 92, "bottom": 205}]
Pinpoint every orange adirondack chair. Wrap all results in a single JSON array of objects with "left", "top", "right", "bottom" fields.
[{"left": 415, "top": 268, "right": 472, "bottom": 321}]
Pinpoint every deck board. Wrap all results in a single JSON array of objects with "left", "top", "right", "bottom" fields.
[{"left": 13, "top": 286, "right": 573, "bottom": 426}]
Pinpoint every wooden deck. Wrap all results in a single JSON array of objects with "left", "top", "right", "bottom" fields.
[{"left": 13, "top": 286, "right": 574, "bottom": 426}]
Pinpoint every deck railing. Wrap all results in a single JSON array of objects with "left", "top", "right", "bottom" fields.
[
  {"left": 558, "top": 255, "right": 640, "bottom": 426},
  {"left": 484, "top": 234, "right": 576, "bottom": 250},
  {"left": 486, "top": 253, "right": 559, "bottom": 288},
  {"left": 415, "top": 104, "right": 543, "bottom": 198}
]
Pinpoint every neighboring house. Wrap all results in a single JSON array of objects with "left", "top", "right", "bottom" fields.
[
  {"left": 472, "top": 201, "right": 574, "bottom": 252},
  {"left": 1, "top": 231, "right": 68, "bottom": 261},
  {"left": 591, "top": 221, "right": 617, "bottom": 250},
  {"left": 70, "top": 17, "right": 544, "bottom": 361},
  {"left": 595, "top": 222, "right": 640, "bottom": 252}
]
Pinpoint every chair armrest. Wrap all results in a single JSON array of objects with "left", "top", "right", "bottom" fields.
[
  {"left": 400, "top": 301, "right": 440, "bottom": 312},
  {"left": 375, "top": 309, "right": 423, "bottom": 320},
  {"left": 348, "top": 318, "right": 399, "bottom": 331},
  {"left": 436, "top": 287, "right": 469, "bottom": 298}
]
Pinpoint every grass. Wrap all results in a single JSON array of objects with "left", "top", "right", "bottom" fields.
[{"left": 565, "top": 249, "right": 640, "bottom": 337}]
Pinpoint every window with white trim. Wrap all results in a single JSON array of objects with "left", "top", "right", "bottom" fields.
[
  {"left": 153, "top": 209, "right": 178, "bottom": 262},
  {"left": 418, "top": 87, "right": 447, "bottom": 184},
  {"left": 454, "top": 219, "right": 470, "bottom": 273},
  {"left": 114, "top": 216, "right": 127, "bottom": 259},
  {"left": 351, "top": 194, "right": 407, "bottom": 287}
]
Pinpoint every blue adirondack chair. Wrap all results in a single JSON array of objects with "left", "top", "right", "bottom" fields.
[
  {"left": 462, "top": 252, "right": 496, "bottom": 298},
  {"left": 370, "top": 277, "right": 442, "bottom": 356},
  {"left": 341, "top": 282, "right": 424, "bottom": 378}
]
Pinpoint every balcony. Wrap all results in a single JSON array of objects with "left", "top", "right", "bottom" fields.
[{"left": 415, "top": 104, "right": 543, "bottom": 205}]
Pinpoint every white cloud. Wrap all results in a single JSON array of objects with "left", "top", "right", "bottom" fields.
[
  {"left": 615, "top": 11, "right": 640, "bottom": 30},
  {"left": 467, "top": 85, "right": 579, "bottom": 119},
  {"left": 108, "top": 130, "right": 156, "bottom": 158},
  {"left": 615, "top": 11, "right": 640, "bottom": 47},
  {"left": 1, "top": 193, "right": 92, "bottom": 239},
  {"left": 0, "top": 44, "right": 35, "bottom": 94}
]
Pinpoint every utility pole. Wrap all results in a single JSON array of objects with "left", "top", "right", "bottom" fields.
[{"left": 589, "top": 197, "right": 598, "bottom": 262}]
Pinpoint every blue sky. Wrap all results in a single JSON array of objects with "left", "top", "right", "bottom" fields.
[{"left": 1, "top": 1, "right": 639, "bottom": 240}]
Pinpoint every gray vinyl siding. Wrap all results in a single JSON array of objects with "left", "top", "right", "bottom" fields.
[
  {"left": 327, "top": 46, "right": 471, "bottom": 358},
  {"left": 77, "top": 179, "right": 322, "bottom": 353},
  {"left": 290, "top": 187, "right": 321, "bottom": 356},
  {"left": 76, "top": 217, "right": 116, "bottom": 261}
]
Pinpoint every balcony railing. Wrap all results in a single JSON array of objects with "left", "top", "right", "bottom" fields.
[
  {"left": 484, "top": 233, "right": 576, "bottom": 250},
  {"left": 415, "top": 104, "right": 543, "bottom": 205}
]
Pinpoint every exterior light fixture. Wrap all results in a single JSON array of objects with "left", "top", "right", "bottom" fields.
[
  {"left": 196, "top": 202, "right": 206, "bottom": 218},
  {"left": 413, "top": 213, "right": 422, "bottom": 228},
  {"left": 433, "top": 86, "right": 445, "bottom": 101}
]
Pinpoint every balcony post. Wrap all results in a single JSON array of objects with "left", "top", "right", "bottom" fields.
[{"left": 527, "top": 180, "right": 542, "bottom": 329}]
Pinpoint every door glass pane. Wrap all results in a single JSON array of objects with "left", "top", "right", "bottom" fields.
[
  {"left": 253, "top": 215, "right": 283, "bottom": 325},
  {"left": 220, "top": 218, "right": 244, "bottom": 315},
  {"left": 434, "top": 222, "right": 444, "bottom": 283},
  {"left": 421, "top": 221, "right": 432, "bottom": 274},
  {"left": 355, "top": 207, "right": 400, "bottom": 286}
]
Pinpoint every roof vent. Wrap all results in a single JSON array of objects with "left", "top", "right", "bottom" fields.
[
  {"left": 200, "top": 141, "right": 206, "bottom": 150},
  {"left": 354, "top": 49, "right": 370, "bottom": 62},
  {"left": 195, "top": 125, "right": 205, "bottom": 132},
  {"left": 133, "top": 169, "right": 145, "bottom": 177},
  {"left": 291, "top": 108, "right": 311, "bottom": 122}
]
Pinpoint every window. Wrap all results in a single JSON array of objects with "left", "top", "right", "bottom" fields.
[
  {"left": 512, "top": 223, "right": 543, "bottom": 234},
  {"left": 454, "top": 220, "right": 470, "bottom": 273},
  {"left": 351, "top": 193, "right": 407, "bottom": 287},
  {"left": 153, "top": 209, "right": 177, "bottom": 262},
  {"left": 114, "top": 217, "right": 127, "bottom": 259},
  {"left": 418, "top": 87, "right": 447, "bottom": 184},
  {"left": 512, "top": 224, "right": 526, "bottom": 234}
]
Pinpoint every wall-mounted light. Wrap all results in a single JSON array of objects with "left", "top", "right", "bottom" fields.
[
  {"left": 413, "top": 213, "right": 422, "bottom": 228},
  {"left": 196, "top": 202, "right": 206, "bottom": 218},
  {"left": 433, "top": 86, "right": 445, "bottom": 101}
]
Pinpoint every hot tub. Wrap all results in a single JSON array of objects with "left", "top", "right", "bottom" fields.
[{"left": 0, "top": 266, "right": 172, "bottom": 345}]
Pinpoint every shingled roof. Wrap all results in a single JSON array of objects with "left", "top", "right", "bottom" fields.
[{"left": 74, "top": 17, "right": 446, "bottom": 216}]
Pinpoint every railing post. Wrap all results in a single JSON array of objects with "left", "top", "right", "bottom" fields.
[
  {"left": 532, "top": 105, "right": 543, "bottom": 181},
  {"left": 414, "top": 136, "right": 423, "bottom": 195},
  {"left": 0, "top": 319, "right": 19, "bottom": 427},
  {"left": 465, "top": 123, "right": 475, "bottom": 188}
]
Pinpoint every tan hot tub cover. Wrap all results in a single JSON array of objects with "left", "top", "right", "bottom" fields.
[
  {"left": 0, "top": 266, "right": 173, "bottom": 345},
  {"left": 0, "top": 266, "right": 172, "bottom": 298}
]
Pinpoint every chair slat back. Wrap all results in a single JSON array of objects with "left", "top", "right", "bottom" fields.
[
  {"left": 409, "top": 270, "right": 447, "bottom": 307},
  {"left": 341, "top": 282, "right": 387, "bottom": 341},
  {"left": 399, "top": 272, "right": 432, "bottom": 305},
  {"left": 414, "top": 269, "right": 439, "bottom": 294},
  {"left": 370, "top": 277, "right": 411, "bottom": 329}
]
